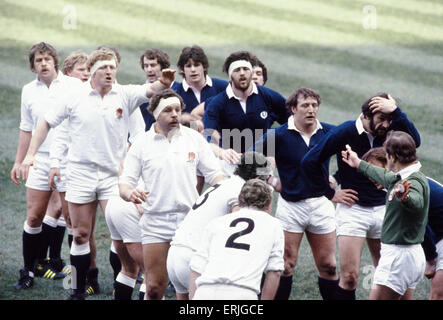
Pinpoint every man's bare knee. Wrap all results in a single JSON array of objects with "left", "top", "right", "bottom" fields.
[
  {"left": 319, "top": 262, "right": 337, "bottom": 277},
  {"left": 26, "top": 215, "right": 43, "bottom": 228},
  {"left": 341, "top": 271, "right": 359, "bottom": 289}
]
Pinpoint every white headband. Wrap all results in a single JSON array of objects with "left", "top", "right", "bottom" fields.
[
  {"left": 153, "top": 97, "right": 181, "bottom": 120},
  {"left": 228, "top": 60, "right": 253, "bottom": 78},
  {"left": 90, "top": 59, "right": 116, "bottom": 76}
]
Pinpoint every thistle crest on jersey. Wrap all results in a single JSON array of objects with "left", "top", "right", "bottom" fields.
[{"left": 260, "top": 111, "right": 268, "bottom": 119}]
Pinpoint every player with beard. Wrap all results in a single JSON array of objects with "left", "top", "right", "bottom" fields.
[
  {"left": 119, "top": 89, "right": 224, "bottom": 300},
  {"left": 202, "top": 51, "right": 288, "bottom": 177},
  {"left": 301, "top": 93, "right": 420, "bottom": 299}
]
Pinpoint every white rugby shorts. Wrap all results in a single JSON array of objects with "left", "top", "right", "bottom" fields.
[
  {"left": 139, "top": 210, "right": 187, "bottom": 244},
  {"left": 166, "top": 245, "right": 193, "bottom": 294},
  {"left": 65, "top": 163, "right": 118, "bottom": 204},
  {"left": 105, "top": 196, "right": 142, "bottom": 243},
  {"left": 436, "top": 239, "right": 443, "bottom": 272},
  {"left": 336, "top": 203, "right": 385, "bottom": 239},
  {"left": 193, "top": 284, "right": 258, "bottom": 300},
  {"left": 26, "top": 153, "right": 67, "bottom": 192},
  {"left": 275, "top": 195, "right": 335, "bottom": 234},
  {"left": 372, "top": 243, "right": 425, "bottom": 295}
]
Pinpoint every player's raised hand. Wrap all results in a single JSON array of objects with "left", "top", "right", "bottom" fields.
[
  {"left": 341, "top": 144, "right": 361, "bottom": 168},
  {"left": 394, "top": 180, "right": 412, "bottom": 202},
  {"left": 369, "top": 94, "right": 397, "bottom": 114},
  {"left": 159, "top": 68, "right": 176, "bottom": 87},
  {"left": 220, "top": 148, "right": 241, "bottom": 164},
  {"left": 19, "top": 154, "right": 36, "bottom": 181}
]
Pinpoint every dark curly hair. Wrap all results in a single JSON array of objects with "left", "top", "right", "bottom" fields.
[
  {"left": 29, "top": 42, "right": 59, "bottom": 72},
  {"left": 177, "top": 45, "right": 209, "bottom": 77},
  {"left": 234, "top": 151, "right": 272, "bottom": 181},
  {"left": 222, "top": 51, "right": 254, "bottom": 75}
]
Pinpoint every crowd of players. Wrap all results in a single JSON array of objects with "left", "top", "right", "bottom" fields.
[{"left": 9, "top": 41, "right": 443, "bottom": 300}]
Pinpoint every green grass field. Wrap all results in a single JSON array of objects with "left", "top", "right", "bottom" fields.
[{"left": 0, "top": 0, "right": 442, "bottom": 300}]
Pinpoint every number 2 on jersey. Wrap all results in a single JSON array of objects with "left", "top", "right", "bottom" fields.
[{"left": 225, "top": 218, "right": 255, "bottom": 251}]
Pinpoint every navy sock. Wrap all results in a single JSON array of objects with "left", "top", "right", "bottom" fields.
[
  {"left": 70, "top": 253, "right": 91, "bottom": 295},
  {"left": 334, "top": 285, "right": 356, "bottom": 300},
  {"left": 68, "top": 234, "right": 73, "bottom": 249},
  {"left": 274, "top": 275, "right": 293, "bottom": 300},
  {"left": 40, "top": 222, "right": 55, "bottom": 260},
  {"left": 109, "top": 250, "right": 122, "bottom": 280},
  {"left": 49, "top": 226, "right": 65, "bottom": 259},
  {"left": 22, "top": 230, "right": 41, "bottom": 271},
  {"left": 114, "top": 281, "right": 134, "bottom": 300},
  {"left": 318, "top": 277, "right": 339, "bottom": 300}
]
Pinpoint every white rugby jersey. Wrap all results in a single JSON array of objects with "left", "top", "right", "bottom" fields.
[
  {"left": 20, "top": 72, "right": 82, "bottom": 156},
  {"left": 171, "top": 175, "right": 245, "bottom": 250},
  {"left": 45, "top": 81, "right": 149, "bottom": 174},
  {"left": 49, "top": 87, "right": 146, "bottom": 169},
  {"left": 190, "top": 207, "right": 284, "bottom": 294},
  {"left": 119, "top": 124, "right": 222, "bottom": 215}
]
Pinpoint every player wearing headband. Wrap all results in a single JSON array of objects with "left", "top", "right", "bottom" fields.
[
  {"left": 167, "top": 152, "right": 273, "bottom": 299},
  {"left": 19, "top": 48, "right": 175, "bottom": 300},
  {"left": 119, "top": 89, "right": 224, "bottom": 300},
  {"left": 202, "top": 51, "right": 288, "bottom": 177}
]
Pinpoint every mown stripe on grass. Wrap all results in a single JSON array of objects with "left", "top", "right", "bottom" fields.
[
  {"left": 223, "top": 0, "right": 443, "bottom": 43},
  {"left": 6, "top": 0, "right": 443, "bottom": 85},
  {"left": 118, "top": 0, "right": 443, "bottom": 73}
]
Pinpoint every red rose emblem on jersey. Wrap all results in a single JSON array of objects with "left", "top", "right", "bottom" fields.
[
  {"left": 188, "top": 152, "right": 195, "bottom": 162},
  {"left": 115, "top": 108, "right": 123, "bottom": 119}
]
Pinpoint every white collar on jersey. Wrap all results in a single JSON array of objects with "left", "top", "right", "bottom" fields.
[
  {"left": 397, "top": 161, "right": 422, "bottom": 180},
  {"left": 182, "top": 75, "right": 212, "bottom": 91},
  {"left": 226, "top": 81, "right": 258, "bottom": 100}
]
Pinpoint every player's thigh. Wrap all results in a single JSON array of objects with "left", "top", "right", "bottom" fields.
[
  {"left": 306, "top": 231, "right": 337, "bottom": 269},
  {"left": 369, "top": 284, "right": 402, "bottom": 300},
  {"left": 45, "top": 190, "right": 63, "bottom": 219},
  {"left": 59, "top": 191, "right": 72, "bottom": 228},
  {"left": 430, "top": 270, "right": 443, "bottom": 300},
  {"left": 26, "top": 188, "right": 52, "bottom": 225},
  {"left": 68, "top": 201, "right": 98, "bottom": 241},
  {"left": 366, "top": 238, "right": 381, "bottom": 267},
  {"left": 114, "top": 240, "right": 139, "bottom": 277},
  {"left": 125, "top": 242, "right": 144, "bottom": 272},
  {"left": 282, "top": 231, "right": 304, "bottom": 275},
  {"left": 338, "top": 235, "right": 366, "bottom": 273},
  {"left": 143, "top": 242, "right": 170, "bottom": 282}
]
